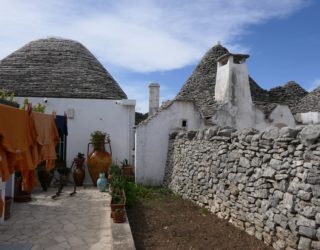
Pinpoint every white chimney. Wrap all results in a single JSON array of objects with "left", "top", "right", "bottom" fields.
[
  {"left": 215, "top": 53, "right": 252, "bottom": 108},
  {"left": 148, "top": 83, "right": 160, "bottom": 116}
]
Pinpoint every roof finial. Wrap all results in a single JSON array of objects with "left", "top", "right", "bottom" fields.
[{"left": 217, "top": 41, "right": 221, "bottom": 46}]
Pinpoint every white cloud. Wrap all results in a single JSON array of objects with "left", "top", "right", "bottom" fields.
[
  {"left": 0, "top": 0, "right": 310, "bottom": 72},
  {"left": 308, "top": 79, "right": 320, "bottom": 92}
]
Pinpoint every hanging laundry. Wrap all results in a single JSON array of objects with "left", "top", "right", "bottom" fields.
[
  {"left": 0, "top": 104, "right": 36, "bottom": 182},
  {"left": 31, "top": 112, "right": 60, "bottom": 171},
  {"left": 55, "top": 115, "right": 68, "bottom": 137}
]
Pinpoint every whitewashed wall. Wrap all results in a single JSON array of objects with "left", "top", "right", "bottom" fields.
[
  {"left": 269, "top": 105, "right": 296, "bottom": 127},
  {"left": 15, "top": 97, "right": 136, "bottom": 185},
  {"left": 135, "top": 101, "right": 205, "bottom": 186},
  {"left": 295, "top": 112, "right": 320, "bottom": 124}
]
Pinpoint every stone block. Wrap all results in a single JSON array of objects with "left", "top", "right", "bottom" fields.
[
  {"left": 297, "top": 190, "right": 312, "bottom": 201},
  {"left": 297, "top": 215, "right": 316, "bottom": 228},
  {"left": 299, "top": 125, "right": 320, "bottom": 146},
  {"left": 263, "top": 167, "right": 276, "bottom": 178},
  {"left": 316, "top": 213, "right": 320, "bottom": 225},
  {"left": 239, "top": 157, "right": 250, "bottom": 168},
  {"left": 298, "top": 226, "right": 317, "bottom": 239},
  {"left": 254, "top": 189, "right": 269, "bottom": 199},
  {"left": 311, "top": 240, "right": 320, "bottom": 250},
  {"left": 279, "top": 127, "right": 300, "bottom": 138},
  {"left": 270, "top": 158, "right": 282, "bottom": 170},
  {"left": 273, "top": 239, "right": 286, "bottom": 250},
  {"left": 283, "top": 192, "right": 294, "bottom": 211},
  {"left": 263, "top": 126, "right": 279, "bottom": 140},
  {"left": 312, "top": 185, "right": 320, "bottom": 198},
  {"left": 298, "top": 236, "right": 311, "bottom": 250}
]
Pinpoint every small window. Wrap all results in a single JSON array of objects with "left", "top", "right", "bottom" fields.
[{"left": 181, "top": 119, "right": 188, "bottom": 128}]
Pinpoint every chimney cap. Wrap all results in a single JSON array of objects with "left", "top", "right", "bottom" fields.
[
  {"left": 216, "top": 53, "right": 249, "bottom": 63},
  {"left": 149, "top": 83, "right": 160, "bottom": 88}
]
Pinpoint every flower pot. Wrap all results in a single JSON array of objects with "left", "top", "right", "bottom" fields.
[
  {"left": 122, "top": 165, "right": 134, "bottom": 176},
  {"left": 87, "top": 140, "right": 112, "bottom": 186},
  {"left": 113, "top": 208, "right": 126, "bottom": 223},
  {"left": 73, "top": 158, "right": 85, "bottom": 186}
]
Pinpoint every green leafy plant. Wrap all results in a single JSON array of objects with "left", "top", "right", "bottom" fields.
[
  {"left": 32, "top": 103, "right": 46, "bottom": 113},
  {"left": 110, "top": 174, "right": 125, "bottom": 193},
  {"left": 90, "top": 130, "right": 110, "bottom": 150},
  {"left": 111, "top": 192, "right": 124, "bottom": 204},
  {"left": 22, "top": 98, "right": 46, "bottom": 112},
  {"left": 0, "top": 90, "right": 19, "bottom": 107},
  {"left": 108, "top": 163, "right": 122, "bottom": 176}
]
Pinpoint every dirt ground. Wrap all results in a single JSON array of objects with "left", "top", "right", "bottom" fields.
[{"left": 127, "top": 189, "right": 273, "bottom": 250}]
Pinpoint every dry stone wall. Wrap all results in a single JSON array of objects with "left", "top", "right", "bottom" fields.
[{"left": 164, "top": 125, "right": 320, "bottom": 250}]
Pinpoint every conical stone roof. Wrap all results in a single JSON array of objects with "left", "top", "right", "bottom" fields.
[
  {"left": 292, "top": 86, "right": 320, "bottom": 113},
  {"left": 268, "top": 81, "right": 308, "bottom": 108},
  {"left": 175, "top": 44, "right": 269, "bottom": 118},
  {"left": 0, "top": 38, "right": 127, "bottom": 99}
]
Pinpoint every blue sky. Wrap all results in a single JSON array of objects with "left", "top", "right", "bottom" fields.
[{"left": 0, "top": 0, "right": 318, "bottom": 112}]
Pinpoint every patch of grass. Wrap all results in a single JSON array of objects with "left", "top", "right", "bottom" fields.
[
  {"left": 124, "top": 183, "right": 178, "bottom": 208},
  {"left": 200, "top": 207, "right": 209, "bottom": 215}
]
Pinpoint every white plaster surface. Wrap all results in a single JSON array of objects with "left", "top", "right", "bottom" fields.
[
  {"left": 269, "top": 105, "right": 296, "bottom": 127},
  {"left": 135, "top": 101, "right": 205, "bottom": 186},
  {"left": 15, "top": 97, "right": 136, "bottom": 185},
  {"left": 296, "top": 112, "right": 320, "bottom": 124},
  {"left": 148, "top": 83, "right": 160, "bottom": 117},
  {"left": 213, "top": 55, "right": 295, "bottom": 131}
]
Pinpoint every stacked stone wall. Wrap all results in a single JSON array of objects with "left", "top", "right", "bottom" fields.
[{"left": 164, "top": 125, "right": 320, "bottom": 250}]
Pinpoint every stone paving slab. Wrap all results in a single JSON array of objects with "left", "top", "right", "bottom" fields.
[{"left": 0, "top": 186, "right": 113, "bottom": 249}]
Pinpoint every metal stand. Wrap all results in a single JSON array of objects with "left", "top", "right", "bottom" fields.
[{"left": 51, "top": 171, "right": 77, "bottom": 199}]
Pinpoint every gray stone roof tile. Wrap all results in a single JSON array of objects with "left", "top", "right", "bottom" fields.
[{"left": 0, "top": 38, "right": 127, "bottom": 99}]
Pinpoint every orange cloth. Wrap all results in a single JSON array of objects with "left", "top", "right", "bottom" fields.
[
  {"left": 0, "top": 104, "right": 37, "bottom": 186},
  {"left": 21, "top": 169, "right": 37, "bottom": 193},
  {"left": 31, "top": 112, "right": 59, "bottom": 171},
  {"left": 0, "top": 144, "right": 9, "bottom": 182}
]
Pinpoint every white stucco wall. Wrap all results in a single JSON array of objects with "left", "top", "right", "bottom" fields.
[
  {"left": 135, "top": 101, "right": 205, "bottom": 186},
  {"left": 15, "top": 97, "right": 135, "bottom": 185},
  {"left": 295, "top": 112, "right": 320, "bottom": 124},
  {"left": 215, "top": 56, "right": 252, "bottom": 108},
  {"left": 269, "top": 105, "right": 296, "bottom": 127}
]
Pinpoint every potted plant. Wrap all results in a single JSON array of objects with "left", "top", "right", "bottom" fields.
[
  {"left": 108, "top": 163, "right": 121, "bottom": 181},
  {"left": 87, "top": 130, "right": 112, "bottom": 186},
  {"left": 109, "top": 174, "right": 125, "bottom": 195},
  {"left": 121, "top": 159, "right": 134, "bottom": 177},
  {"left": 110, "top": 192, "right": 126, "bottom": 218},
  {"left": 72, "top": 152, "right": 85, "bottom": 186},
  {"left": 113, "top": 208, "right": 126, "bottom": 223}
]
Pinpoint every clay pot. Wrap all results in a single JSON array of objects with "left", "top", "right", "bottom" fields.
[
  {"left": 113, "top": 208, "right": 126, "bottom": 223},
  {"left": 122, "top": 165, "right": 134, "bottom": 176},
  {"left": 87, "top": 141, "right": 112, "bottom": 186},
  {"left": 73, "top": 158, "right": 85, "bottom": 186}
]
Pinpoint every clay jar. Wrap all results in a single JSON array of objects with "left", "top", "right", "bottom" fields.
[
  {"left": 87, "top": 139, "right": 112, "bottom": 186},
  {"left": 73, "top": 157, "right": 85, "bottom": 186}
]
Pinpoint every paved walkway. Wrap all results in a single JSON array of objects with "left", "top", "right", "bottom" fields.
[{"left": 0, "top": 186, "right": 113, "bottom": 250}]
